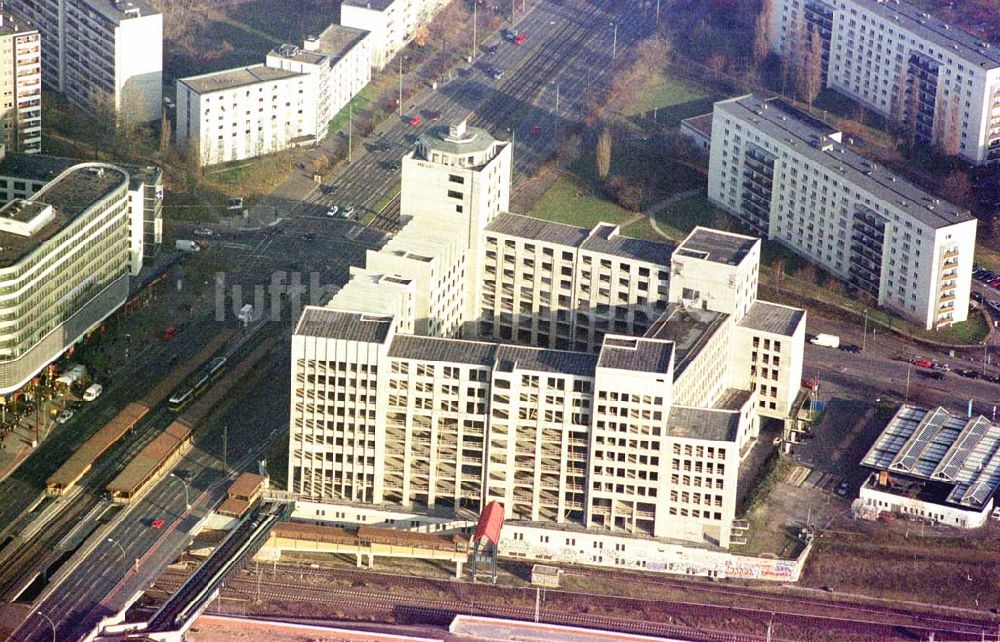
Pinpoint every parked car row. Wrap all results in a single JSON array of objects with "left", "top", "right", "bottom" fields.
[{"left": 973, "top": 265, "right": 1000, "bottom": 290}]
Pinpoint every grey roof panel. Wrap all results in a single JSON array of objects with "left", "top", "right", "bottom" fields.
[
  {"left": 485, "top": 213, "right": 590, "bottom": 248},
  {"left": 581, "top": 223, "right": 673, "bottom": 266},
  {"left": 388, "top": 335, "right": 497, "bottom": 367},
  {"left": 597, "top": 336, "right": 674, "bottom": 374},
  {"left": 738, "top": 301, "right": 805, "bottom": 336},
  {"left": 667, "top": 406, "right": 740, "bottom": 442},
  {"left": 675, "top": 227, "right": 758, "bottom": 266},
  {"left": 295, "top": 307, "right": 393, "bottom": 343},
  {"left": 495, "top": 345, "right": 597, "bottom": 377}
]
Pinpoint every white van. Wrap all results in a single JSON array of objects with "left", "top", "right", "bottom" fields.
[
  {"left": 238, "top": 304, "right": 255, "bottom": 325},
  {"left": 82, "top": 383, "right": 103, "bottom": 401}
]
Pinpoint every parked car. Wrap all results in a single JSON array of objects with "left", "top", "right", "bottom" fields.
[
  {"left": 193, "top": 227, "right": 214, "bottom": 237},
  {"left": 429, "top": 110, "right": 442, "bottom": 121},
  {"left": 912, "top": 359, "right": 933, "bottom": 368},
  {"left": 491, "top": 66, "right": 504, "bottom": 80},
  {"left": 501, "top": 28, "right": 517, "bottom": 41},
  {"left": 408, "top": 114, "right": 422, "bottom": 126},
  {"left": 342, "top": 205, "right": 356, "bottom": 219},
  {"left": 326, "top": 206, "right": 340, "bottom": 217},
  {"left": 55, "top": 409, "right": 75, "bottom": 424},
  {"left": 82, "top": 383, "right": 103, "bottom": 401},
  {"left": 370, "top": 140, "right": 392, "bottom": 152},
  {"left": 484, "top": 44, "right": 498, "bottom": 55},
  {"left": 931, "top": 362, "right": 950, "bottom": 372},
  {"left": 382, "top": 159, "right": 400, "bottom": 171},
  {"left": 838, "top": 344, "right": 861, "bottom": 354},
  {"left": 226, "top": 197, "right": 244, "bottom": 211},
  {"left": 956, "top": 368, "right": 980, "bottom": 379},
  {"left": 514, "top": 32, "right": 527, "bottom": 45},
  {"left": 150, "top": 518, "right": 165, "bottom": 529},
  {"left": 836, "top": 481, "right": 850, "bottom": 496}
]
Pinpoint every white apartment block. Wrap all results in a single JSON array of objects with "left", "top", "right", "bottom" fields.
[
  {"left": 0, "top": 10, "right": 40, "bottom": 153},
  {"left": 708, "top": 94, "right": 976, "bottom": 330},
  {"left": 175, "top": 65, "right": 317, "bottom": 167},
  {"left": 0, "top": 162, "right": 135, "bottom": 393},
  {"left": 341, "top": 0, "right": 449, "bottom": 70},
  {"left": 288, "top": 122, "right": 807, "bottom": 549},
  {"left": 11, "top": 0, "right": 161, "bottom": 122},
  {"left": 0, "top": 149, "right": 162, "bottom": 273},
  {"left": 265, "top": 24, "right": 372, "bottom": 137},
  {"left": 769, "top": 0, "right": 1000, "bottom": 164}
]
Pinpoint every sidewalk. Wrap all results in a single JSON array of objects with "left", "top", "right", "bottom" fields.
[{"left": 0, "top": 407, "right": 54, "bottom": 484}]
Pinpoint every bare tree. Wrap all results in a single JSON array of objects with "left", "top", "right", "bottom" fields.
[
  {"left": 706, "top": 53, "right": 728, "bottom": 84},
  {"left": 753, "top": 0, "right": 774, "bottom": 66},
  {"left": 939, "top": 171, "right": 972, "bottom": 207},
  {"left": 796, "top": 28, "right": 824, "bottom": 107},
  {"left": 160, "top": 108, "right": 172, "bottom": 155},
  {"left": 596, "top": 126, "right": 612, "bottom": 180},
  {"left": 937, "top": 94, "right": 962, "bottom": 157},
  {"left": 771, "top": 258, "right": 785, "bottom": 294}
]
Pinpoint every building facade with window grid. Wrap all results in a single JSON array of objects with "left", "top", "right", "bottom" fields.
[
  {"left": 289, "top": 125, "right": 806, "bottom": 550},
  {"left": 769, "top": 0, "right": 1000, "bottom": 164},
  {"left": 708, "top": 94, "right": 976, "bottom": 330}
]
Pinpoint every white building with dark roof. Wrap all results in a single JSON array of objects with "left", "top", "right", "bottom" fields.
[
  {"left": 10, "top": 0, "right": 162, "bottom": 121},
  {"left": 341, "top": 0, "right": 449, "bottom": 70},
  {"left": 858, "top": 405, "right": 1000, "bottom": 528},
  {"left": 0, "top": 9, "right": 41, "bottom": 153},
  {"left": 708, "top": 94, "right": 977, "bottom": 330},
  {"left": 769, "top": 0, "right": 1000, "bottom": 164},
  {"left": 288, "top": 123, "right": 807, "bottom": 550}
]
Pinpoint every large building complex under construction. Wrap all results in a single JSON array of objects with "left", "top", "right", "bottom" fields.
[{"left": 288, "top": 122, "right": 806, "bottom": 549}]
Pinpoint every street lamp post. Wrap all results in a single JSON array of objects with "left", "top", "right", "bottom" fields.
[
  {"left": 398, "top": 56, "right": 404, "bottom": 117},
  {"left": 107, "top": 538, "right": 126, "bottom": 568},
  {"left": 170, "top": 472, "right": 191, "bottom": 510},
  {"left": 472, "top": 1, "right": 477, "bottom": 60},
  {"left": 862, "top": 308, "right": 868, "bottom": 352},
  {"left": 36, "top": 612, "right": 55, "bottom": 642},
  {"left": 611, "top": 22, "right": 618, "bottom": 61}
]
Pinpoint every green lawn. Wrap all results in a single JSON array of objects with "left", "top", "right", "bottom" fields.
[
  {"left": 622, "top": 193, "right": 721, "bottom": 241},
  {"left": 328, "top": 85, "right": 377, "bottom": 137},
  {"left": 528, "top": 175, "right": 633, "bottom": 229},
  {"left": 228, "top": 0, "right": 338, "bottom": 43},
  {"left": 626, "top": 69, "right": 711, "bottom": 116}
]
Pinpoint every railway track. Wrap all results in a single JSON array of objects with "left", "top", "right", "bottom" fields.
[{"left": 151, "top": 562, "right": 996, "bottom": 642}]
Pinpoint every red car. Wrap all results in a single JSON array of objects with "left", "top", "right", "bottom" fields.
[
  {"left": 514, "top": 32, "right": 527, "bottom": 45},
  {"left": 912, "top": 359, "right": 933, "bottom": 368},
  {"left": 531, "top": 125, "right": 542, "bottom": 136},
  {"left": 161, "top": 326, "right": 178, "bottom": 341},
  {"left": 408, "top": 115, "right": 422, "bottom": 126},
  {"left": 151, "top": 518, "right": 165, "bottom": 529},
  {"left": 990, "top": 278, "right": 1000, "bottom": 288}
]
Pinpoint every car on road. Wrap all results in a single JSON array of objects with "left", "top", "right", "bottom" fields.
[
  {"left": 484, "top": 44, "right": 498, "bottom": 55},
  {"left": 490, "top": 66, "right": 504, "bottom": 80},
  {"left": 838, "top": 344, "right": 861, "bottom": 354},
  {"left": 931, "top": 362, "right": 950, "bottom": 372},
  {"left": 326, "top": 206, "right": 340, "bottom": 217},
  {"left": 501, "top": 28, "right": 517, "bottom": 41},
  {"left": 983, "top": 374, "right": 1000, "bottom": 385},
  {"left": 320, "top": 185, "right": 334, "bottom": 195},
  {"left": 381, "top": 159, "right": 400, "bottom": 171},
  {"left": 370, "top": 140, "right": 392, "bottom": 152},
  {"left": 531, "top": 125, "right": 542, "bottom": 136},
  {"left": 429, "top": 110, "right": 442, "bottom": 121},
  {"left": 151, "top": 518, "right": 165, "bottom": 529},
  {"left": 836, "top": 481, "right": 850, "bottom": 497},
  {"left": 304, "top": 232, "right": 316, "bottom": 242},
  {"left": 918, "top": 370, "right": 945, "bottom": 380},
  {"left": 912, "top": 359, "right": 932, "bottom": 368},
  {"left": 342, "top": 205, "right": 356, "bottom": 219},
  {"left": 408, "top": 114, "right": 422, "bottom": 126},
  {"left": 193, "top": 228, "right": 214, "bottom": 237},
  {"left": 82, "top": 383, "right": 103, "bottom": 401},
  {"left": 514, "top": 32, "right": 527, "bottom": 45},
  {"left": 956, "top": 368, "right": 980, "bottom": 379},
  {"left": 55, "top": 409, "right": 75, "bottom": 424}
]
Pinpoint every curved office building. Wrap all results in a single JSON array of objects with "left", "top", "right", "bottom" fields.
[{"left": 0, "top": 162, "right": 131, "bottom": 394}]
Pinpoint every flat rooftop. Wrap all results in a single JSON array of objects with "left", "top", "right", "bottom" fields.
[
  {"left": 496, "top": 345, "right": 598, "bottom": 377},
  {"left": 0, "top": 153, "right": 81, "bottom": 185},
  {"left": 451, "top": 615, "right": 691, "bottom": 642},
  {"left": 486, "top": 213, "right": 673, "bottom": 266},
  {"left": 645, "top": 304, "right": 729, "bottom": 380},
  {"left": 0, "top": 164, "right": 128, "bottom": 268},
  {"left": 860, "top": 405, "right": 1000, "bottom": 511},
  {"left": 316, "top": 23, "right": 370, "bottom": 62},
  {"left": 717, "top": 95, "right": 974, "bottom": 229},
  {"left": 851, "top": 0, "right": 1000, "bottom": 68},
  {"left": 681, "top": 112, "right": 714, "bottom": 138},
  {"left": 343, "top": 0, "right": 395, "bottom": 9},
  {"left": 388, "top": 334, "right": 497, "bottom": 368},
  {"left": 738, "top": 301, "right": 805, "bottom": 336},
  {"left": 180, "top": 64, "right": 303, "bottom": 95},
  {"left": 667, "top": 406, "right": 740, "bottom": 442},
  {"left": 597, "top": 336, "right": 674, "bottom": 374},
  {"left": 674, "top": 227, "right": 758, "bottom": 266},
  {"left": 0, "top": 10, "right": 37, "bottom": 36},
  {"left": 294, "top": 307, "right": 394, "bottom": 344},
  {"left": 83, "top": 0, "right": 159, "bottom": 25}
]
